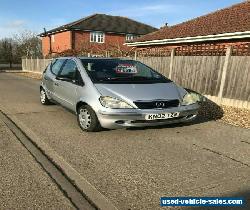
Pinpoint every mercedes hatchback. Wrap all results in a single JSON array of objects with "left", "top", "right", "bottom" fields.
[{"left": 40, "top": 57, "right": 201, "bottom": 132}]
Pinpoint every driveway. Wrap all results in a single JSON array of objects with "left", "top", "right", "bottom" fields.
[{"left": 0, "top": 73, "right": 249, "bottom": 210}]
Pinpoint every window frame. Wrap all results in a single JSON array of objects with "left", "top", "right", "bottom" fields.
[
  {"left": 125, "top": 34, "right": 135, "bottom": 41},
  {"left": 55, "top": 59, "right": 84, "bottom": 86},
  {"left": 90, "top": 31, "right": 105, "bottom": 43}
]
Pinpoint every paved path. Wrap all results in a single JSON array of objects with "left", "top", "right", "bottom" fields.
[{"left": 0, "top": 73, "right": 249, "bottom": 210}]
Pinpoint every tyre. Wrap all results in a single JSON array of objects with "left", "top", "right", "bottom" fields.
[
  {"left": 77, "top": 105, "right": 102, "bottom": 132},
  {"left": 40, "top": 88, "right": 51, "bottom": 105}
]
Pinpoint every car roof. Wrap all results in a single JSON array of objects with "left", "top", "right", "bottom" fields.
[{"left": 54, "top": 57, "right": 134, "bottom": 61}]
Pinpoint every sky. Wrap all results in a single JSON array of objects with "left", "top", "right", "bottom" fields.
[{"left": 0, "top": 0, "right": 244, "bottom": 38}]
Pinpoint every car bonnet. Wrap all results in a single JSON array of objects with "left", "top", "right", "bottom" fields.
[{"left": 94, "top": 82, "right": 185, "bottom": 105}]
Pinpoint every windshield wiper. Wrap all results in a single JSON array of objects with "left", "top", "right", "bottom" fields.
[
  {"left": 97, "top": 76, "right": 167, "bottom": 83},
  {"left": 107, "top": 77, "right": 133, "bottom": 80}
]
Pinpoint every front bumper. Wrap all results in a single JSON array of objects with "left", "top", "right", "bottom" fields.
[{"left": 97, "top": 103, "right": 200, "bottom": 129}]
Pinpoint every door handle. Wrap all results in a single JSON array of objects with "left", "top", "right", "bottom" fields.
[{"left": 54, "top": 82, "right": 59, "bottom": 86}]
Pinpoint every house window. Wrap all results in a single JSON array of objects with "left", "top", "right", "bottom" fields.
[
  {"left": 126, "top": 34, "right": 137, "bottom": 41},
  {"left": 90, "top": 31, "right": 104, "bottom": 43}
]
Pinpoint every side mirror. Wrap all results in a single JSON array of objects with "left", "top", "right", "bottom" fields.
[{"left": 73, "top": 78, "right": 85, "bottom": 86}]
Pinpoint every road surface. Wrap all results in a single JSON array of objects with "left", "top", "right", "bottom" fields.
[{"left": 0, "top": 73, "right": 249, "bottom": 210}]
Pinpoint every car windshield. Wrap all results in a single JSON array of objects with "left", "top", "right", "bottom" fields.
[{"left": 80, "top": 59, "right": 171, "bottom": 84}]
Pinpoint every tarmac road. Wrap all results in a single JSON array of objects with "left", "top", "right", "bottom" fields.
[{"left": 0, "top": 73, "right": 249, "bottom": 210}]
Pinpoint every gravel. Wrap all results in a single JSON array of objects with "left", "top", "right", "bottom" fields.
[
  {"left": 199, "top": 100, "right": 250, "bottom": 129},
  {"left": 219, "top": 105, "right": 250, "bottom": 129}
]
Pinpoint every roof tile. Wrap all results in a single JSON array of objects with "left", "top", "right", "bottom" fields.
[
  {"left": 40, "top": 14, "right": 157, "bottom": 36},
  {"left": 133, "top": 1, "right": 250, "bottom": 42}
]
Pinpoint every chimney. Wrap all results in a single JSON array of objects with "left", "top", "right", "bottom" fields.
[{"left": 160, "top": 22, "right": 169, "bottom": 29}]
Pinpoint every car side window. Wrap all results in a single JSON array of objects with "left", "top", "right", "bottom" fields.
[
  {"left": 59, "top": 59, "right": 78, "bottom": 80},
  {"left": 51, "top": 59, "right": 65, "bottom": 76}
]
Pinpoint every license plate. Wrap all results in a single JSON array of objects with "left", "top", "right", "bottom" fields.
[{"left": 145, "top": 112, "right": 180, "bottom": 120}]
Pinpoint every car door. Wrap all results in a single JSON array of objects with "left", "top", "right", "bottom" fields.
[
  {"left": 44, "top": 59, "right": 66, "bottom": 100},
  {"left": 55, "top": 59, "right": 82, "bottom": 111}
]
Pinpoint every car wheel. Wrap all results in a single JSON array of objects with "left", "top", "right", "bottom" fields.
[
  {"left": 77, "top": 105, "right": 102, "bottom": 132},
  {"left": 40, "top": 88, "right": 51, "bottom": 105}
]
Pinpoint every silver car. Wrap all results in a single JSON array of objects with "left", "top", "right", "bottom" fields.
[{"left": 40, "top": 57, "right": 200, "bottom": 132}]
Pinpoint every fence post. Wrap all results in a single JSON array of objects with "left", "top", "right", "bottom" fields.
[
  {"left": 30, "top": 57, "right": 33, "bottom": 72},
  {"left": 169, "top": 48, "right": 175, "bottom": 79},
  {"left": 43, "top": 57, "right": 46, "bottom": 71},
  {"left": 25, "top": 57, "right": 28, "bottom": 71},
  {"left": 21, "top": 58, "right": 24, "bottom": 71},
  {"left": 87, "top": 53, "right": 91, "bottom": 57},
  {"left": 36, "top": 57, "right": 39, "bottom": 72},
  {"left": 134, "top": 51, "right": 137, "bottom": 60},
  {"left": 218, "top": 46, "right": 232, "bottom": 103}
]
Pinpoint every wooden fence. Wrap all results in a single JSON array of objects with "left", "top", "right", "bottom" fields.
[
  {"left": 21, "top": 48, "right": 250, "bottom": 109},
  {"left": 137, "top": 56, "right": 171, "bottom": 76},
  {"left": 172, "top": 56, "right": 225, "bottom": 97},
  {"left": 136, "top": 43, "right": 250, "bottom": 56},
  {"left": 22, "top": 58, "right": 52, "bottom": 73}
]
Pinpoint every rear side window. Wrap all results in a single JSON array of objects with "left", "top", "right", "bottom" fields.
[{"left": 51, "top": 59, "right": 65, "bottom": 76}]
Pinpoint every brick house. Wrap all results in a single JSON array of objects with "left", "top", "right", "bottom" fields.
[
  {"left": 39, "top": 14, "right": 157, "bottom": 56},
  {"left": 127, "top": 1, "right": 250, "bottom": 55}
]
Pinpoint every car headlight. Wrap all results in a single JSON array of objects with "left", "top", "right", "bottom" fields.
[
  {"left": 99, "top": 96, "right": 134, "bottom": 109},
  {"left": 182, "top": 93, "right": 200, "bottom": 105}
]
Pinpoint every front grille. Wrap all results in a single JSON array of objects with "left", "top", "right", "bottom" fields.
[{"left": 134, "top": 99, "right": 180, "bottom": 109}]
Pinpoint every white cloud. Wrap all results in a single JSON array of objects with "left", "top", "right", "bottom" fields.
[{"left": 4, "top": 20, "right": 26, "bottom": 28}]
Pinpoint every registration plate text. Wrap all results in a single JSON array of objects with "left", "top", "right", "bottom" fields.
[{"left": 145, "top": 112, "right": 180, "bottom": 120}]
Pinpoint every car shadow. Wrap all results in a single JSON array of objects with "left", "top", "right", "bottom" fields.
[{"left": 128, "top": 97, "right": 224, "bottom": 131}]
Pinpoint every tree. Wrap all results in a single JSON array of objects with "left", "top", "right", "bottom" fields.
[
  {"left": 13, "top": 30, "right": 42, "bottom": 58},
  {"left": 0, "top": 30, "right": 42, "bottom": 68},
  {"left": 0, "top": 38, "right": 18, "bottom": 68}
]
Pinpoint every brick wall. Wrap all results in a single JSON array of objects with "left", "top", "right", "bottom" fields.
[
  {"left": 42, "top": 31, "right": 72, "bottom": 56},
  {"left": 41, "top": 36, "right": 50, "bottom": 56},
  {"left": 42, "top": 30, "right": 133, "bottom": 56},
  {"left": 73, "top": 31, "right": 130, "bottom": 52}
]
